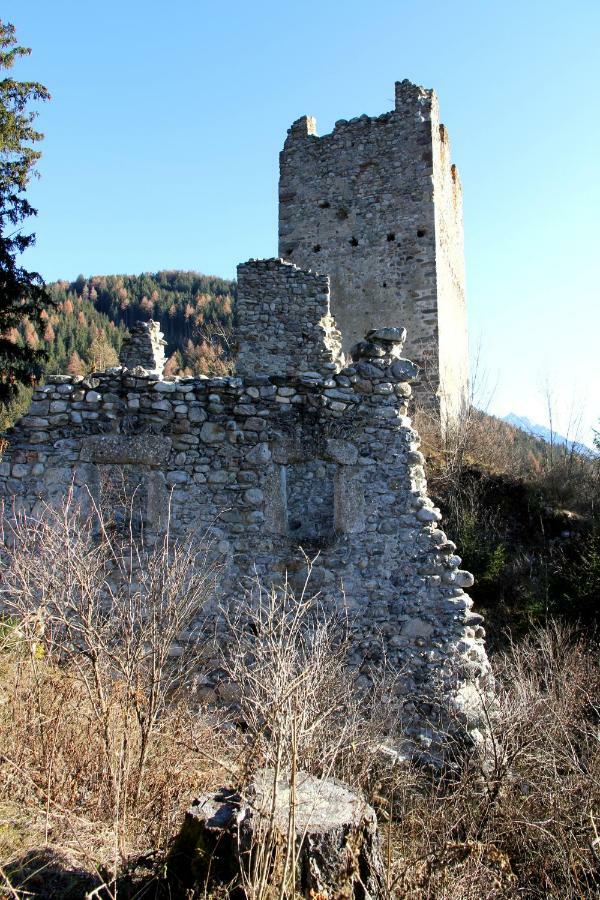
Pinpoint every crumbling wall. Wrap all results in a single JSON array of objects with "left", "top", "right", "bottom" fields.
[
  {"left": 278, "top": 79, "right": 469, "bottom": 427},
  {"left": 119, "top": 320, "right": 167, "bottom": 375},
  {"left": 236, "top": 258, "right": 342, "bottom": 377},
  {"left": 0, "top": 320, "right": 488, "bottom": 755}
]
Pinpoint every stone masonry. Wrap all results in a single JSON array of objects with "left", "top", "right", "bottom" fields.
[
  {"left": 236, "top": 258, "right": 342, "bottom": 377},
  {"left": 119, "top": 319, "right": 167, "bottom": 375},
  {"left": 0, "top": 79, "right": 487, "bottom": 757},
  {"left": 0, "top": 282, "right": 489, "bottom": 757},
  {"left": 279, "top": 79, "right": 469, "bottom": 432}
]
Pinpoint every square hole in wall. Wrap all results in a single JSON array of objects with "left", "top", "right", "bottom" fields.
[{"left": 286, "top": 460, "right": 335, "bottom": 548}]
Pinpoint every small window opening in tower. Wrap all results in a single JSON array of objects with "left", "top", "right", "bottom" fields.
[
  {"left": 336, "top": 207, "right": 349, "bottom": 221},
  {"left": 286, "top": 247, "right": 294, "bottom": 256},
  {"left": 417, "top": 228, "right": 427, "bottom": 238},
  {"left": 318, "top": 200, "right": 330, "bottom": 209},
  {"left": 349, "top": 237, "right": 359, "bottom": 247},
  {"left": 313, "top": 244, "right": 321, "bottom": 252},
  {"left": 387, "top": 232, "right": 395, "bottom": 242},
  {"left": 382, "top": 282, "right": 387, "bottom": 288}
]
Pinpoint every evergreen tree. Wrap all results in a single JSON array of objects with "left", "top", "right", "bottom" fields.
[{"left": 0, "top": 20, "right": 51, "bottom": 405}]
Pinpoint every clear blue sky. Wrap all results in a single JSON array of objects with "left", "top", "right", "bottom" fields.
[{"left": 5, "top": 0, "right": 600, "bottom": 443}]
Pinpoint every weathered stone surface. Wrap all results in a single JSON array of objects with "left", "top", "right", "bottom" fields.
[
  {"left": 0, "top": 81, "right": 489, "bottom": 759},
  {"left": 279, "top": 79, "right": 469, "bottom": 432},
  {"left": 366, "top": 326, "right": 407, "bottom": 345},
  {"left": 81, "top": 435, "right": 171, "bottom": 466},
  {"left": 417, "top": 506, "right": 442, "bottom": 522},
  {"left": 391, "top": 359, "right": 420, "bottom": 381},
  {"left": 0, "top": 338, "right": 490, "bottom": 757},
  {"left": 324, "top": 438, "right": 358, "bottom": 466},
  {"left": 200, "top": 422, "right": 225, "bottom": 443},
  {"left": 245, "top": 442, "right": 271, "bottom": 466},
  {"left": 119, "top": 319, "right": 166, "bottom": 376},
  {"left": 236, "top": 258, "right": 342, "bottom": 379}
]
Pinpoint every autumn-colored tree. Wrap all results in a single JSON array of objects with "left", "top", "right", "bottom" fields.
[
  {"left": 0, "top": 19, "right": 51, "bottom": 404},
  {"left": 163, "top": 351, "right": 181, "bottom": 377},
  {"left": 88, "top": 335, "right": 118, "bottom": 371},
  {"left": 66, "top": 350, "right": 86, "bottom": 376},
  {"left": 43, "top": 321, "right": 55, "bottom": 343},
  {"left": 4, "top": 326, "right": 19, "bottom": 344},
  {"left": 23, "top": 319, "right": 38, "bottom": 349}
]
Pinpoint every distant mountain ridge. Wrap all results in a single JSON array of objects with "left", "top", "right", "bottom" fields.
[{"left": 503, "top": 413, "right": 593, "bottom": 455}]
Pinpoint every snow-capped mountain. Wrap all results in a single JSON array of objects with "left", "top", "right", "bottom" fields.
[{"left": 503, "top": 414, "right": 594, "bottom": 455}]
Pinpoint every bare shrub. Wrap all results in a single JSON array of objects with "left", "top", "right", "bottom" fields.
[
  {"left": 214, "top": 563, "right": 400, "bottom": 898},
  {"left": 220, "top": 563, "right": 400, "bottom": 779},
  {"left": 1, "top": 493, "right": 598, "bottom": 898},
  {"left": 0, "top": 491, "right": 225, "bottom": 891},
  {"left": 385, "top": 622, "right": 600, "bottom": 898}
]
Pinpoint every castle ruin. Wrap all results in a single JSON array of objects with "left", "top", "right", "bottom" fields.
[
  {"left": 279, "top": 79, "right": 468, "bottom": 431},
  {"left": 0, "top": 81, "right": 489, "bottom": 757}
]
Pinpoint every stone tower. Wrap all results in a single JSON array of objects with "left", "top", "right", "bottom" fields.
[{"left": 278, "top": 79, "right": 468, "bottom": 430}]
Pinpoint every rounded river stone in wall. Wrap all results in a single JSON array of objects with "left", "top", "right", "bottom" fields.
[{"left": 200, "top": 422, "right": 226, "bottom": 443}]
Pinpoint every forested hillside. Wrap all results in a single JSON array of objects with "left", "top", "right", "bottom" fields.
[
  {"left": 7, "top": 270, "right": 235, "bottom": 381},
  {"left": 0, "top": 271, "right": 236, "bottom": 430},
  {"left": 61, "top": 270, "right": 236, "bottom": 376}
]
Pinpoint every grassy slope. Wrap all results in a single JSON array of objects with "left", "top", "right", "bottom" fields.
[{"left": 415, "top": 406, "right": 600, "bottom": 642}]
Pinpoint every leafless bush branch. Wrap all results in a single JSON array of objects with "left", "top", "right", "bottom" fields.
[{"left": 0, "top": 489, "right": 224, "bottom": 890}]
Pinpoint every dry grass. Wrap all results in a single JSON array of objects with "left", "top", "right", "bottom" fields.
[
  {"left": 0, "top": 494, "right": 230, "bottom": 897},
  {"left": 0, "top": 634, "right": 228, "bottom": 896},
  {"left": 0, "top": 497, "right": 599, "bottom": 897},
  {"left": 209, "top": 565, "right": 399, "bottom": 900},
  {"left": 1, "top": 618, "right": 599, "bottom": 898},
  {"left": 382, "top": 622, "right": 600, "bottom": 898}
]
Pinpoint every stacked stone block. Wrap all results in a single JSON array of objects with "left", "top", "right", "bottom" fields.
[{"left": 119, "top": 319, "right": 167, "bottom": 375}]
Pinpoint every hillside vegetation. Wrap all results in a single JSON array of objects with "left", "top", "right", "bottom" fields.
[
  {"left": 0, "top": 270, "right": 236, "bottom": 430},
  {"left": 415, "top": 406, "right": 600, "bottom": 641},
  {"left": 0, "top": 499, "right": 598, "bottom": 898},
  {"left": 62, "top": 271, "right": 235, "bottom": 375}
]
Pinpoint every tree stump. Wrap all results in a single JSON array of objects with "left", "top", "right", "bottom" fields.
[{"left": 167, "top": 769, "right": 386, "bottom": 898}]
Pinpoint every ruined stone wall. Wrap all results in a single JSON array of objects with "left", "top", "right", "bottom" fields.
[
  {"left": 235, "top": 258, "right": 342, "bottom": 377},
  {"left": 278, "top": 79, "right": 469, "bottom": 427},
  {"left": 0, "top": 332, "right": 488, "bottom": 754}
]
